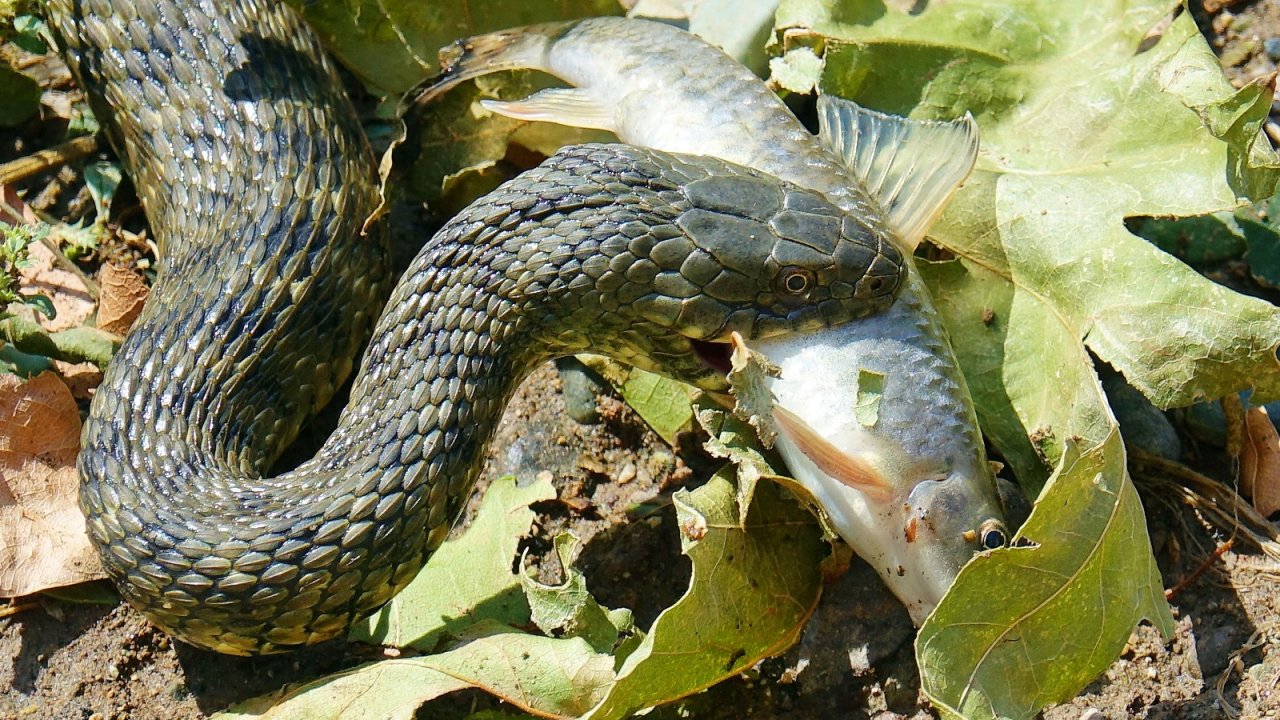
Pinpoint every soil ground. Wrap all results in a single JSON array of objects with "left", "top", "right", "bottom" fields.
[{"left": 4, "top": 2, "right": 1280, "bottom": 719}]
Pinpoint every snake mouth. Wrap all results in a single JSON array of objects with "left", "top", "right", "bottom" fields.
[{"left": 691, "top": 338, "right": 733, "bottom": 375}]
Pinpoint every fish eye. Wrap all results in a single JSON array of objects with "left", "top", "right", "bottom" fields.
[
  {"left": 778, "top": 266, "right": 814, "bottom": 296},
  {"left": 978, "top": 519, "right": 1008, "bottom": 550},
  {"left": 867, "top": 277, "right": 886, "bottom": 292}
]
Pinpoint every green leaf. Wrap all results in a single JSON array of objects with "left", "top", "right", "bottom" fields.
[
  {"left": 83, "top": 161, "right": 122, "bottom": 226},
  {"left": 0, "top": 316, "right": 119, "bottom": 367},
  {"left": 217, "top": 621, "right": 614, "bottom": 720},
  {"left": 578, "top": 357, "right": 697, "bottom": 445},
  {"left": 693, "top": 398, "right": 774, "bottom": 524},
  {"left": 917, "top": 429, "right": 1172, "bottom": 720},
  {"left": 1130, "top": 212, "right": 1248, "bottom": 266},
  {"left": 618, "top": 367, "right": 699, "bottom": 445},
  {"left": 20, "top": 293, "right": 54, "bottom": 320},
  {"left": 582, "top": 471, "right": 824, "bottom": 719},
  {"left": 520, "top": 532, "right": 637, "bottom": 656},
  {"left": 11, "top": 15, "right": 49, "bottom": 54},
  {"left": 769, "top": 46, "right": 823, "bottom": 94},
  {"left": 282, "top": 0, "right": 621, "bottom": 96},
  {"left": 0, "top": 344, "right": 53, "bottom": 377},
  {"left": 769, "top": 1, "right": 1271, "bottom": 716},
  {"left": 0, "top": 62, "right": 39, "bottom": 127},
  {"left": 351, "top": 475, "right": 553, "bottom": 651},
  {"left": 629, "top": 0, "right": 781, "bottom": 75},
  {"left": 1239, "top": 193, "right": 1280, "bottom": 288},
  {"left": 776, "top": 1, "right": 1280, "bottom": 421},
  {"left": 852, "top": 368, "right": 884, "bottom": 427}
]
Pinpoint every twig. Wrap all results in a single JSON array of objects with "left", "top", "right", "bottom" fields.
[
  {"left": 0, "top": 135, "right": 99, "bottom": 186},
  {"left": 38, "top": 234, "right": 100, "bottom": 299},
  {"left": 0, "top": 600, "right": 38, "bottom": 619},
  {"left": 1165, "top": 539, "right": 1233, "bottom": 601}
]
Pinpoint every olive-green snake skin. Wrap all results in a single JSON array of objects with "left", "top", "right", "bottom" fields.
[{"left": 48, "top": 0, "right": 906, "bottom": 654}]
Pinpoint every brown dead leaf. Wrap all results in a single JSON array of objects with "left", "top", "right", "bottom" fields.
[
  {"left": 19, "top": 242, "right": 94, "bottom": 332},
  {"left": 1239, "top": 406, "right": 1280, "bottom": 517},
  {"left": 96, "top": 263, "right": 148, "bottom": 336},
  {"left": 1, "top": 185, "right": 40, "bottom": 225},
  {"left": 0, "top": 371, "right": 104, "bottom": 596},
  {"left": 52, "top": 360, "right": 102, "bottom": 402}
]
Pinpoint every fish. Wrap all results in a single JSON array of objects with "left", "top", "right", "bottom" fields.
[{"left": 421, "top": 16, "right": 1008, "bottom": 623}]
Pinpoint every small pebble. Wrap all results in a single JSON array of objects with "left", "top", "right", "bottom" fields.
[
  {"left": 1080, "top": 709, "right": 1106, "bottom": 720},
  {"left": 1266, "top": 37, "right": 1280, "bottom": 62},
  {"left": 616, "top": 462, "right": 636, "bottom": 484},
  {"left": 555, "top": 356, "right": 604, "bottom": 424}
]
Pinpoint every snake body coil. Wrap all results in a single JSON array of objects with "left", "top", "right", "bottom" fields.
[{"left": 50, "top": 0, "right": 905, "bottom": 654}]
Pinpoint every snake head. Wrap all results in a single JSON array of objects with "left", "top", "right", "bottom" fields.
[
  {"left": 624, "top": 169, "right": 904, "bottom": 388},
  {"left": 497, "top": 144, "right": 904, "bottom": 392}
]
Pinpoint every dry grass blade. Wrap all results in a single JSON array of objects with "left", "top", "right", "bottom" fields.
[
  {"left": 1128, "top": 447, "right": 1280, "bottom": 562},
  {"left": 1214, "top": 625, "right": 1277, "bottom": 718}
]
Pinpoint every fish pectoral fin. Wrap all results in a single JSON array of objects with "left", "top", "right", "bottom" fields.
[
  {"left": 480, "top": 88, "right": 617, "bottom": 132},
  {"left": 773, "top": 405, "right": 893, "bottom": 500},
  {"left": 816, "top": 94, "right": 979, "bottom": 250}
]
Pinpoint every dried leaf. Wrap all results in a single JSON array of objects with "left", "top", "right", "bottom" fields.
[
  {"left": 0, "top": 371, "right": 104, "bottom": 596},
  {"left": 1239, "top": 406, "right": 1280, "bottom": 517},
  {"left": 725, "top": 331, "right": 779, "bottom": 448},
  {"left": 96, "top": 263, "right": 149, "bottom": 336},
  {"left": 19, "top": 242, "right": 93, "bottom": 332}
]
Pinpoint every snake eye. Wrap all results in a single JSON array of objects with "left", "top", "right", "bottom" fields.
[
  {"left": 978, "top": 519, "right": 1008, "bottom": 550},
  {"left": 778, "top": 267, "right": 815, "bottom": 296}
]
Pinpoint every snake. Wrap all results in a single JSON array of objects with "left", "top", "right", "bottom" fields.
[{"left": 46, "top": 0, "right": 907, "bottom": 654}]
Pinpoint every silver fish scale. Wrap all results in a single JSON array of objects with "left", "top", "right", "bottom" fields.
[{"left": 51, "top": 0, "right": 904, "bottom": 655}]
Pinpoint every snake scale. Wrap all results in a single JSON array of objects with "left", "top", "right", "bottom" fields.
[{"left": 47, "top": 0, "right": 906, "bottom": 654}]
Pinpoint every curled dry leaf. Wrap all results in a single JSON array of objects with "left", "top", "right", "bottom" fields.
[
  {"left": 0, "top": 371, "right": 104, "bottom": 597},
  {"left": 1239, "top": 406, "right": 1280, "bottom": 517},
  {"left": 725, "top": 331, "right": 779, "bottom": 448},
  {"left": 96, "top": 263, "right": 149, "bottom": 336}
]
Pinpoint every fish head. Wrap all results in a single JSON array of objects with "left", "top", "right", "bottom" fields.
[
  {"left": 748, "top": 317, "right": 1009, "bottom": 624},
  {"left": 771, "top": 405, "right": 1008, "bottom": 623},
  {"left": 894, "top": 461, "right": 1009, "bottom": 622}
]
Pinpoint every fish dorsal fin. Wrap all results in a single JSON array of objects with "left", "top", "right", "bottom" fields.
[{"left": 817, "top": 94, "right": 979, "bottom": 250}]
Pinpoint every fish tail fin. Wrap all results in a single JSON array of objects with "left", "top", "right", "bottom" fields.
[{"left": 411, "top": 22, "right": 572, "bottom": 106}]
